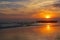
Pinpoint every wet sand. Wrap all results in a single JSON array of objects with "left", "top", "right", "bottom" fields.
[{"left": 0, "top": 23, "right": 60, "bottom": 40}]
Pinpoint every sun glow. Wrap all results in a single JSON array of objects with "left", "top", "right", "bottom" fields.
[
  {"left": 32, "top": 9, "right": 57, "bottom": 19},
  {"left": 46, "top": 15, "right": 50, "bottom": 19}
]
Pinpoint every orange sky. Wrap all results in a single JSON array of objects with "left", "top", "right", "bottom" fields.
[{"left": 32, "top": 7, "right": 58, "bottom": 19}]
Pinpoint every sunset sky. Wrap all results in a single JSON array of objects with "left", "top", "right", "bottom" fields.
[{"left": 0, "top": 0, "right": 60, "bottom": 19}]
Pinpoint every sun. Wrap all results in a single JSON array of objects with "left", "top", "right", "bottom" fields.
[{"left": 45, "top": 15, "right": 50, "bottom": 19}]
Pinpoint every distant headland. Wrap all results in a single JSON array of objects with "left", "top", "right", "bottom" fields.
[{"left": 36, "top": 20, "right": 58, "bottom": 23}]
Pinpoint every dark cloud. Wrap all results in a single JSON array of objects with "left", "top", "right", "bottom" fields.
[
  {"left": 53, "top": 4, "right": 60, "bottom": 7},
  {"left": 0, "top": 4, "right": 25, "bottom": 8},
  {"left": 0, "top": 13, "right": 6, "bottom": 16},
  {"left": 53, "top": 0, "right": 60, "bottom": 7}
]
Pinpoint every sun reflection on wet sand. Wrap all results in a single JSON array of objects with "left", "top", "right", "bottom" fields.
[
  {"left": 32, "top": 23, "right": 60, "bottom": 40},
  {"left": 46, "top": 24, "right": 50, "bottom": 30}
]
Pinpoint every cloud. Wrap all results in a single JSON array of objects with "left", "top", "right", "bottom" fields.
[
  {"left": 0, "top": 4, "right": 24, "bottom": 8},
  {"left": 0, "top": 0, "right": 29, "bottom": 2}
]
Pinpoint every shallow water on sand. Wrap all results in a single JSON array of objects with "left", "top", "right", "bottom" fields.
[{"left": 0, "top": 23, "right": 60, "bottom": 40}]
